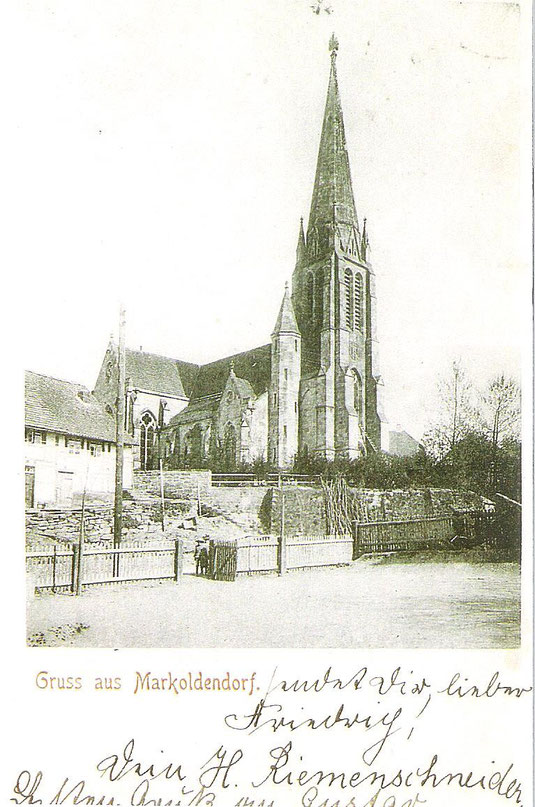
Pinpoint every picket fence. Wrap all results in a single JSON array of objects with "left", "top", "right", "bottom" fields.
[
  {"left": 26, "top": 539, "right": 182, "bottom": 592},
  {"left": 235, "top": 534, "right": 353, "bottom": 575}
]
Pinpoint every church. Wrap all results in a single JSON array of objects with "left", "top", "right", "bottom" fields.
[{"left": 94, "top": 37, "right": 416, "bottom": 471}]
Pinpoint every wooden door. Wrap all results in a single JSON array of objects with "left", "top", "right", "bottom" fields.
[
  {"left": 56, "top": 471, "right": 74, "bottom": 506},
  {"left": 25, "top": 466, "right": 35, "bottom": 508}
]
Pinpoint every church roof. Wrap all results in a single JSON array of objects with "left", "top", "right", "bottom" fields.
[
  {"left": 273, "top": 284, "right": 300, "bottom": 335},
  {"left": 25, "top": 370, "right": 124, "bottom": 442},
  {"left": 191, "top": 344, "right": 271, "bottom": 400},
  {"left": 125, "top": 348, "right": 197, "bottom": 398},
  {"left": 308, "top": 37, "right": 359, "bottom": 233},
  {"left": 167, "top": 396, "right": 220, "bottom": 427}
]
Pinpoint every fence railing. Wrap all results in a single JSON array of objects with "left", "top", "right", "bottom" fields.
[
  {"left": 211, "top": 473, "right": 321, "bottom": 488},
  {"left": 26, "top": 539, "right": 183, "bottom": 592},
  {"left": 353, "top": 512, "right": 489, "bottom": 557}
]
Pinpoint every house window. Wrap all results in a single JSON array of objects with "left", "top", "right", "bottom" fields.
[
  {"left": 344, "top": 268, "right": 353, "bottom": 329},
  {"left": 89, "top": 443, "right": 102, "bottom": 457},
  {"left": 55, "top": 435, "right": 60, "bottom": 446},
  {"left": 354, "top": 273, "right": 363, "bottom": 331},
  {"left": 67, "top": 439, "right": 82, "bottom": 454},
  {"left": 25, "top": 429, "right": 46, "bottom": 444}
]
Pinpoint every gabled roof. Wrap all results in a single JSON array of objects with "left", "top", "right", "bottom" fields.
[
  {"left": 191, "top": 345, "right": 271, "bottom": 400},
  {"left": 25, "top": 371, "right": 123, "bottom": 442},
  {"left": 125, "top": 348, "right": 196, "bottom": 398},
  {"left": 233, "top": 376, "right": 255, "bottom": 400}
]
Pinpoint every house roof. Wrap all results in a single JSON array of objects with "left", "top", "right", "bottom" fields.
[
  {"left": 125, "top": 349, "right": 197, "bottom": 398},
  {"left": 25, "top": 370, "right": 130, "bottom": 442},
  {"left": 191, "top": 344, "right": 271, "bottom": 400}
]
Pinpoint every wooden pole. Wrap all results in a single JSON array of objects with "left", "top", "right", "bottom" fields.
[
  {"left": 52, "top": 544, "right": 57, "bottom": 593},
  {"left": 159, "top": 458, "right": 166, "bottom": 533},
  {"left": 278, "top": 476, "right": 287, "bottom": 575},
  {"left": 113, "top": 306, "right": 126, "bottom": 577},
  {"left": 76, "top": 456, "right": 90, "bottom": 595}
]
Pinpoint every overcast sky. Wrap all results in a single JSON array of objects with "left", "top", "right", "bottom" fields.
[{"left": 7, "top": 0, "right": 531, "bottom": 439}]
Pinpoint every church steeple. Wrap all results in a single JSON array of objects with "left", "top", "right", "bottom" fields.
[{"left": 307, "top": 35, "right": 360, "bottom": 249}]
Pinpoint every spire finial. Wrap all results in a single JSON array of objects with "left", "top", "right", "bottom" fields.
[
  {"left": 329, "top": 33, "right": 339, "bottom": 60},
  {"left": 229, "top": 359, "right": 235, "bottom": 374}
]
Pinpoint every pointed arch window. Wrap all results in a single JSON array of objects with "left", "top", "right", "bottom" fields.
[
  {"left": 306, "top": 272, "right": 315, "bottom": 317},
  {"left": 354, "top": 273, "right": 363, "bottom": 331},
  {"left": 352, "top": 370, "right": 363, "bottom": 422},
  {"left": 344, "top": 269, "right": 354, "bottom": 329},
  {"left": 139, "top": 411, "right": 157, "bottom": 470},
  {"left": 316, "top": 269, "right": 323, "bottom": 324}
]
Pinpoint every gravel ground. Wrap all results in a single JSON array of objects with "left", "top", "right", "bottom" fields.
[{"left": 27, "top": 558, "right": 521, "bottom": 648}]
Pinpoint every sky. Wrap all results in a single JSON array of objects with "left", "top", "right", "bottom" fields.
[{"left": 6, "top": 0, "right": 531, "bottom": 439}]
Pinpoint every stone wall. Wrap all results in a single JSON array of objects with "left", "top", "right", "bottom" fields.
[
  {"left": 349, "top": 488, "right": 487, "bottom": 521},
  {"left": 267, "top": 486, "right": 489, "bottom": 537},
  {"left": 133, "top": 470, "right": 212, "bottom": 499},
  {"left": 26, "top": 499, "right": 194, "bottom": 545}
]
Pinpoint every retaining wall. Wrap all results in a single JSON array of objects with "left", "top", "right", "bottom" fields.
[{"left": 133, "top": 470, "right": 211, "bottom": 499}]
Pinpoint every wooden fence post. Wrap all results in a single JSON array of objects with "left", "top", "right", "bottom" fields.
[
  {"left": 174, "top": 539, "right": 183, "bottom": 582},
  {"left": 71, "top": 544, "right": 78, "bottom": 594},
  {"left": 353, "top": 522, "right": 360, "bottom": 559}
]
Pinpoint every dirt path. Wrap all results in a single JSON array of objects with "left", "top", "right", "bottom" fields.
[{"left": 27, "top": 559, "right": 521, "bottom": 649}]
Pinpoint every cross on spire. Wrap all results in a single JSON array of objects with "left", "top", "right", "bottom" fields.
[{"left": 329, "top": 33, "right": 339, "bottom": 59}]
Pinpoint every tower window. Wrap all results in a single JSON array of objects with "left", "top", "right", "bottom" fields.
[
  {"left": 352, "top": 370, "right": 362, "bottom": 421},
  {"left": 284, "top": 368, "right": 288, "bottom": 381},
  {"left": 354, "top": 273, "right": 363, "bottom": 331},
  {"left": 273, "top": 392, "right": 277, "bottom": 407},
  {"left": 344, "top": 269, "right": 353, "bottom": 329},
  {"left": 294, "top": 339, "right": 298, "bottom": 352},
  {"left": 306, "top": 272, "right": 314, "bottom": 317}
]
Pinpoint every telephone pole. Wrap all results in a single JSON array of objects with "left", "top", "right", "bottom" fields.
[{"left": 113, "top": 306, "right": 126, "bottom": 575}]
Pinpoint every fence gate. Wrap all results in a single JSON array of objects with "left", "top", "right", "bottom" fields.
[{"left": 208, "top": 540, "right": 237, "bottom": 582}]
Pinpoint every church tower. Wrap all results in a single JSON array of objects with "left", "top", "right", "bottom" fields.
[
  {"left": 292, "top": 35, "right": 383, "bottom": 459},
  {"left": 269, "top": 283, "right": 301, "bottom": 468}
]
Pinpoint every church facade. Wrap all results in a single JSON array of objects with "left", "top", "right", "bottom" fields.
[{"left": 94, "top": 38, "right": 399, "bottom": 471}]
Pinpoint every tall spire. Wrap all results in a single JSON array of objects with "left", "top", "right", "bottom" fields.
[
  {"left": 273, "top": 282, "right": 300, "bottom": 336},
  {"left": 307, "top": 35, "right": 359, "bottom": 238},
  {"left": 296, "top": 217, "right": 306, "bottom": 264}
]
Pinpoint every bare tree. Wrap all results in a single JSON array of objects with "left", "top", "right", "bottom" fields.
[
  {"left": 422, "top": 361, "right": 479, "bottom": 460},
  {"left": 479, "top": 374, "right": 521, "bottom": 490}
]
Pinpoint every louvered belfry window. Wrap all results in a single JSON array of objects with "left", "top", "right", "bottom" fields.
[
  {"left": 344, "top": 269, "right": 353, "bottom": 329},
  {"left": 306, "top": 272, "right": 315, "bottom": 316},
  {"left": 354, "top": 273, "right": 363, "bottom": 331}
]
